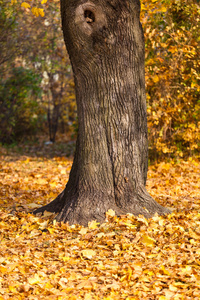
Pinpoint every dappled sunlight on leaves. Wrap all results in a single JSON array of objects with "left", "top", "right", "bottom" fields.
[{"left": 0, "top": 145, "right": 199, "bottom": 299}]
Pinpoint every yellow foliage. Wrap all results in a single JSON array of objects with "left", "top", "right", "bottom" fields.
[
  {"left": 141, "top": 234, "right": 156, "bottom": 246},
  {"left": 0, "top": 148, "right": 200, "bottom": 299},
  {"left": 21, "top": 2, "right": 30, "bottom": 9},
  {"left": 38, "top": 8, "right": 44, "bottom": 17},
  {"left": 141, "top": 0, "right": 200, "bottom": 159},
  {"left": 11, "top": 0, "right": 47, "bottom": 16}
]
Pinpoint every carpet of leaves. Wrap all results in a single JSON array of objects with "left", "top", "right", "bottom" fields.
[{"left": 0, "top": 144, "right": 199, "bottom": 300}]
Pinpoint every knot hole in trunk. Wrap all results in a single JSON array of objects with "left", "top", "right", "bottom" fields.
[
  {"left": 75, "top": 3, "right": 107, "bottom": 36},
  {"left": 84, "top": 10, "right": 95, "bottom": 24}
]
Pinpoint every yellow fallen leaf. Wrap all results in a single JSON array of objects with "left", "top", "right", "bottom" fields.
[
  {"left": 137, "top": 216, "right": 148, "bottom": 226},
  {"left": 48, "top": 228, "right": 54, "bottom": 234},
  {"left": 39, "top": 220, "right": 49, "bottom": 230},
  {"left": 58, "top": 278, "right": 68, "bottom": 289},
  {"left": 0, "top": 266, "right": 7, "bottom": 274},
  {"left": 28, "top": 274, "right": 41, "bottom": 285},
  {"left": 30, "top": 229, "right": 41, "bottom": 237},
  {"left": 106, "top": 209, "right": 115, "bottom": 217},
  {"left": 96, "top": 232, "right": 105, "bottom": 238},
  {"left": 9, "top": 285, "right": 17, "bottom": 293},
  {"left": 43, "top": 211, "right": 55, "bottom": 217},
  {"left": 84, "top": 293, "right": 94, "bottom": 300},
  {"left": 76, "top": 280, "right": 93, "bottom": 290},
  {"left": 44, "top": 282, "right": 54, "bottom": 289},
  {"left": 160, "top": 265, "right": 171, "bottom": 276},
  {"left": 27, "top": 203, "right": 41, "bottom": 209},
  {"left": 19, "top": 284, "right": 30, "bottom": 292},
  {"left": 141, "top": 234, "right": 156, "bottom": 246},
  {"left": 88, "top": 220, "right": 99, "bottom": 229},
  {"left": 180, "top": 265, "right": 192, "bottom": 274},
  {"left": 62, "top": 256, "right": 70, "bottom": 262},
  {"left": 79, "top": 227, "right": 88, "bottom": 235},
  {"left": 50, "top": 181, "right": 57, "bottom": 188},
  {"left": 81, "top": 249, "right": 96, "bottom": 259},
  {"left": 123, "top": 223, "right": 136, "bottom": 229},
  {"left": 169, "top": 284, "right": 178, "bottom": 291},
  {"left": 36, "top": 178, "right": 48, "bottom": 185}
]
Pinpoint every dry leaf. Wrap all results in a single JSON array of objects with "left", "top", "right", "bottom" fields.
[{"left": 81, "top": 249, "right": 96, "bottom": 259}]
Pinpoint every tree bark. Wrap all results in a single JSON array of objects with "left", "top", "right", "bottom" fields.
[{"left": 34, "top": 0, "right": 171, "bottom": 225}]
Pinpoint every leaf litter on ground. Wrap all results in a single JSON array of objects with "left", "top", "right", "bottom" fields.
[{"left": 0, "top": 144, "right": 199, "bottom": 299}]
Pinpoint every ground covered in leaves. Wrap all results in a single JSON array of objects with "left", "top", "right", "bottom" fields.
[{"left": 0, "top": 143, "right": 200, "bottom": 299}]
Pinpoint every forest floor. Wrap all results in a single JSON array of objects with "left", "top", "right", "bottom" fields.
[{"left": 0, "top": 137, "right": 199, "bottom": 300}]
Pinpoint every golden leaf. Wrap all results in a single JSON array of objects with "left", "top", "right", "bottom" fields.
[
  {"left": 27, "top": 203, "right": 41, "bottom": 209},
  {"left": 160, "top": 7, "right": 167, "bottom": 13},
  {"left": 43, "top": 211, "right": 55, "bottom": 217},
  {"left": 62, "top": 256, "right": 70, "bottom": 262},
  {"left": 28, "top": 274, "right": 41, "bottom": 285},
  {"left": 137, "top": 215, "right": 148, "bottom": 226},
  {"left": 96, "top": 232, "right": 105, "bottom": 238},
  {"left": 38, "top": 8, "right": 44, "bottom": 17},
  {"left": 31, "top": 7, "right": 39, "bottom": 17},
  {"left": 81, "top": 249, "right": 96, "bottom": 259},
  {"left": 36, "top": 178, "right": 47, "bottom": 185},
  {"left": 88, "top": 220, "right": 99, "bottom": 229},
  {"left": 106, "top": 209, "right": 115, "bottom": 217},
  {"left": 76, "top": 280, "right": 93, "bottom": 290},
  {"left": 79, "top": 227, "right": 88, "bottom": 235},
  {"left": 0, "top": 266, "right": 7, "bottom": 274},
  {"left": 160, "top": 265, "right": 171, "bottom": 276},
  {"left": 84, "top": 293, "right": 93, "bottom": 300},
  {"left": 8, "top": 285, "right": 17, "bottom": 293},
  {"left": 141, "top": 234, "right": 156, "bottom": 246},
  {"left": 38, "top": 220, "right": 48, "bottom": 230},
  {"left": 21, "top": 2, "right": 30, "bottom": 9}
]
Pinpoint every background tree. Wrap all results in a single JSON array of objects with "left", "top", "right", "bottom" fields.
[
  {"left": 19, "top": 0, "right": 76, "bottom": 142},
  {"left": 0, "top": 0, "right": 19, "bottom": 68},
  {"left": 0, "top": 0, "right": 76, "bottom": 143},
  {"left": 34, "top": 0, "right": 171, "bottom": 225},
  {"left": 0, "top": 67, "right": 42, "bottom": 143}
]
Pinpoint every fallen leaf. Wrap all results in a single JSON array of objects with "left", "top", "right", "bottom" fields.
[
  {"left": 141, "top": 234, "right": 156, "bottom": 246},
  {"left": 81, "top": 249, "right": 96, "bottom": 259}
]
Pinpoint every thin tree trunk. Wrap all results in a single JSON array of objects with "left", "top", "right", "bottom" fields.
[{"left": 34, "top": 0, "right": 171, "bottom": 225}]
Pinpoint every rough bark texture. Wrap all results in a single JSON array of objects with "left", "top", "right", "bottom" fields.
[{"left": 34, "top": 0, "right": 171, "bottom": 225}]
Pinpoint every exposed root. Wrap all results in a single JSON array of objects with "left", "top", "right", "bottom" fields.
[
  {"left": 33, "top": 184, "right": 171, "bottom": 226},
  {"left": 33, "top": 191, "right": 65, "bottom": 215}
]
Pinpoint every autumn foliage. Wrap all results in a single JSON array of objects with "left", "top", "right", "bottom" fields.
[
  {"left": 2, "top": 0, "right": 199, "bottom": 159},
  {"left": 0, "top": 1, "right": 199, "bottom": 298},
  {"left": 0, "top": 144, "right": 200, "bottom": 299},
  {"left": 141, "top": 0, "right": 200, "bottom": 159}
]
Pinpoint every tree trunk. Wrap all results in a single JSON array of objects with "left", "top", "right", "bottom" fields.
[{"left": 34, "top": 0, "right": 171, "bottom": 225}]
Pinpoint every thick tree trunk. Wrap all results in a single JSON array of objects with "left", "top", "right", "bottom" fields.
[{"left": 34, "top": 0, "right": 171, "bottom": 225}]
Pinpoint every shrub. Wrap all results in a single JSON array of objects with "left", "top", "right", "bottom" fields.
[{"left": 0, "top": 67, "right": 42, "bottom": 143}]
